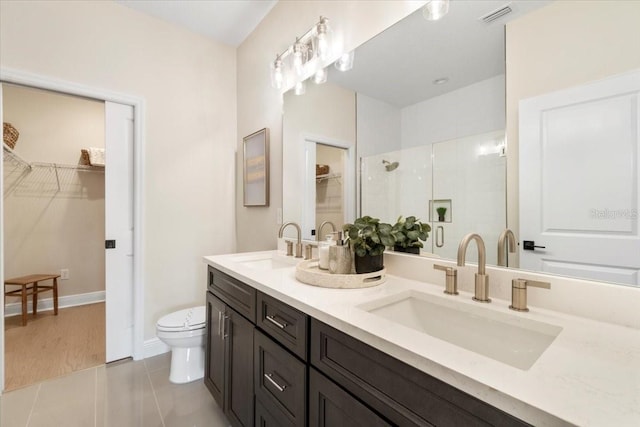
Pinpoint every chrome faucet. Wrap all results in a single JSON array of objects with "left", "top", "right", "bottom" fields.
[
  {"left": 278, "top": 222, "right": 303, "bottom": 258},
  {"left": 316, "top": 221, "right": 336, "bottom": 241},
  {"left": 457, "top": 233, "right": 490, "bottom": 303},
  {"left": 497, "top": 229, "right": 516, "bottom": 267}
]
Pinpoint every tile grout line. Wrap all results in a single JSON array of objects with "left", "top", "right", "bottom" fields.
[
  {"left": 25, "top": 383, "right": 41, "bottom": 427},
  {"left": 145, "top": 361, "right": 166, "bottom": 427}
]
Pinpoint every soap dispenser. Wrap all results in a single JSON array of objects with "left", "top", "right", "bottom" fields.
[
  {"left": 318, "top": 234, "right": 335, "bottom": 270},
  {"left": 329, "top": 231, "right": 352, "bottom": 274}
]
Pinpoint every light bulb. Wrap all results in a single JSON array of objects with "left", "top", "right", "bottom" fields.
[{"left": 313, "top": 68, "right": 327, "bottom": 84}]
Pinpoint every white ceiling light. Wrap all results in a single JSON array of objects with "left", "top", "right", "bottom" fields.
[{"left": 423, "top": 0, "right": 450, "bottom": 21}]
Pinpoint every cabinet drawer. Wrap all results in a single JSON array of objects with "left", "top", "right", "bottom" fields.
[
  {"left": 254, "top": 330, "right": 306, "bottom": 427},
  {"left": 255, "top": 398, "right": 296, "bottom": 427},
  {"left": 208, "top": 266, "right": 256, "bottom": 323},
  {"left": 310, "top": 319, "right": 529, "bottom": 427},
  {"left": 257, "top": 292, "right": 309, "bottom": 361},
  {"left": 309, "top": 367, "right": 391, "bottom": 427}
]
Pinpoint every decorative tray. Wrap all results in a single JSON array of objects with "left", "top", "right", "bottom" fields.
[{"left": 295, "top": 259, "right": 386, "bottom": 289}]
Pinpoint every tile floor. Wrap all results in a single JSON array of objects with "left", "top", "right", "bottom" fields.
[{"left": 0, "top": 353, "right": 231, "bottom": 427}]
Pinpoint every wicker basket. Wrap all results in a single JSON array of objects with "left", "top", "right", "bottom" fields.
[
  {"left": 80, "top": 149, "right": 91, "bottom": 165},
  {"left": 3, "top": 122, "right": 19, "bottom": 149},
  {"left": 316, "top": 164, "right": 330, "bottom": 176}
]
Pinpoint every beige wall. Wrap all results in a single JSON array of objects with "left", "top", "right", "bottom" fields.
[
  {"left": 0, "top": 1, "right": 237, "bottom": 340},
  {"left": 505, "top": 0, "right": 640, "bottom": 265},
  {"left": 3, "top": 85, "right": 105, "bottom": 299},
  {"left": 236, "top": 0, "right": 426, "bottom": 252}
]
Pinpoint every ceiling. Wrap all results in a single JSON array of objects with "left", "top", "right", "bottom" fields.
[
  {"left": 115, "top": 0, "right": 278, "bottom": 46},
  {"left": 328, "top": 0, "right": 550, "bottom": 107}
]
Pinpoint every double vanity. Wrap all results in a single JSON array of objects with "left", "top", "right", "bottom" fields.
[{"left": 204, "top": 250, "right": 639, "bottom": 426}]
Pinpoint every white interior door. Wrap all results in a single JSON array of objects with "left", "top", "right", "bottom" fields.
[
  {"left": 519, "top": 70, "right": 640, "bottom": 286},
  {"left": 105, "top": 102, "right": 134, "bottom": 361}
]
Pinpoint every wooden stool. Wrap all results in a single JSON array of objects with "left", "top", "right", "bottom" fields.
[{"left": 4, "top": 274, "right": 61, "bottom": 326}]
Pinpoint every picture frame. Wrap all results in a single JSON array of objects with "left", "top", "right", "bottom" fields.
[{"left": 243, "top": 128, "right": 269, "bottom": 207}]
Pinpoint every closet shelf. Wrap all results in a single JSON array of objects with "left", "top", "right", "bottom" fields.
[
  {"left": 3, "top": 142, "right": 32, "bottom": 171},
  {"left": 4, "top": 143, "right": 104, "bottom": 196}
]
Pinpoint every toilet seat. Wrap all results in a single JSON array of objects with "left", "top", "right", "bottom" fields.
[{"left": 157, "top": 306, "right": 206, "bottom": 332}]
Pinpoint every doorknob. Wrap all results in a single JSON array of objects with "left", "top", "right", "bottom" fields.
[{"left": 523, "top": 240, "right": 546, "bottom": 251}]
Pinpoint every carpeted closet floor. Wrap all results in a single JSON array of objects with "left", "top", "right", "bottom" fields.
[{"left": 4, "top": 302, "right": 105, "bottom": 391}]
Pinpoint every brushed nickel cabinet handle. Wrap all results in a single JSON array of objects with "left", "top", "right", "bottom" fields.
[
  {"left": 217, "top": 311, "right": 223, "bottom": 336},
  {"left": 222, "top": 314, "right": 230, "bottom": 339},
  {"left": 264, "top": 373, "right": 287, "bottom": 392},
  {"left": 265, "top": 314, "right": 288, "bottom": 329}
]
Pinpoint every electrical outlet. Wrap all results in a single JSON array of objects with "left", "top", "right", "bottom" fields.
[{"left": 60, "top": 269, "right": 69, "bottom": 280}]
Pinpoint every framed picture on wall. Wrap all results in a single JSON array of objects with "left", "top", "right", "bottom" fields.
[{"left": 243, "top": 128, "right": 269, "bottom": 207}]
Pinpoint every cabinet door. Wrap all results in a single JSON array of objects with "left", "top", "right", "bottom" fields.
[
  {"left": 309, "top": 368, "right": 391, "bottom": 427},
  {"left": 225, "top": 307, "right": 255, "bottom": 427},
  {"left": 205, "top": 292, "right": 226, "bottom": 407},
  {"left": 254, "top": 330, "right": 306, "bottom": 427}
]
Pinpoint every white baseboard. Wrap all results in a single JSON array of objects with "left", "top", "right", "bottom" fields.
[
  {"left": 4, "top": 290, "right": 105, "bottom": 317},
  {"left": 144, "top": 337, "right": 170, "bottom": 359}
]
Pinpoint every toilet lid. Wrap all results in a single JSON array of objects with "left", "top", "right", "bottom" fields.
[{"left": 157, "top": 306, "right": 206, "bottom": 331}]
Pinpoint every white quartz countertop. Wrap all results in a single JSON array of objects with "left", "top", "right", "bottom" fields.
[{"left": 204, "top": 251, "right": 640, "bottom": 427}]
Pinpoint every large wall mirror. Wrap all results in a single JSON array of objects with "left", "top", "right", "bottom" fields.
[{"left": 282, "top": 0, "right": 640, "bottom": 288}]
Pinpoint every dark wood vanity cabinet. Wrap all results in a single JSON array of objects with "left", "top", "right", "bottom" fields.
[
  {"left": 310, "top": 319, "right": 530, "bottom": 427},
  {"left": 205, "top": 266, "right": 529, "bottom": 427},
  {"left": 205, "top": 268, "right": 256, "bottom": 427}
]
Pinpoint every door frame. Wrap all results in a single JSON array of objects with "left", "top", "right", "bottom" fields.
[
  {"left": 0, "top": 67, "right": 146, "bottom": 391},
  {"left": 301, "top": 134, "right": 355, "bottom": 241}
]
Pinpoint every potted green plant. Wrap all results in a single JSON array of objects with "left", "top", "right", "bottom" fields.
[
  {"left": 436, "top": 207, "right": 447, "bottom": 222},
  {"left": 343, "top": 216, "right": 395, "bottom": 273},
  {"left": 391, "top": 216, "right": 431, "bottom": 254}
]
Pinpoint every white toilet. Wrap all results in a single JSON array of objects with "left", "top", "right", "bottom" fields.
[{"left": 156, "top": 306, "right": 206, "bottom": 384}]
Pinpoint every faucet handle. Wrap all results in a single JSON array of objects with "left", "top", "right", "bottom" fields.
[
  {"left": 285, "top": 240, "right": 294, "bottom": 257},
  {"left": 303, "top": 244, "right": 316, "bottom": 260},
  {"left": 433, "top": 264, "right": 458, "bottom": 295},
  {"left": 509, "top": 279, "right": 550, "bottom": 312}
]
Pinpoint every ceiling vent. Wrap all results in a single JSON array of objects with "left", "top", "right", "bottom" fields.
[{"left": 480, "top": 4, "right": 513, "bottom": 23}]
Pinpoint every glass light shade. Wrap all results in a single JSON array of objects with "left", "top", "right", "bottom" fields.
[
  {"left": 313, "top": 68, "right": 327, "bottom": 84},
  {"left": 270, "top": 58, "right": 284, "bottom": 89},
  {"left": 293, "top": 41, "right": 307, "bottom": 77},
  {"left": 313, "top": 17, "right": 332, "bottom": 61},
  {"left": 294, "top": 80, "right": 306, "bottom": 96},
  {"left": 423, "top": 0, "right": 450, "bottom": 21},
  {"left": 334, "top": 51, "right": 355, "bottom": 72}
]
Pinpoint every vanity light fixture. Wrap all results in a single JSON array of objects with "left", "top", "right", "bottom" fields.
[
  {"left": 269, "top": 16, "right": 335, "bottom": 91},
  {"left": 270, "top": 16, "right": 356, "bottom": 93},
  {"left": 423, "top": 0, "right": 450, "bottom": 21}
]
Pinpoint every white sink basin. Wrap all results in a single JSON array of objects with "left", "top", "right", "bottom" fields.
[
  {"left": 358, "top": 290, "right": 562, "bottom": 370},
  {"left": 230, "top": 252, "right": 299, "bottom": 270}
]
